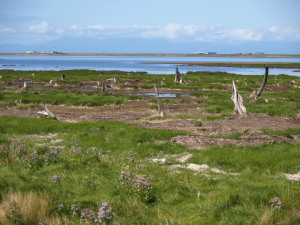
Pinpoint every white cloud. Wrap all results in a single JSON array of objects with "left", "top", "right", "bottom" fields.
[
  {"left": 2, "top": 22, "right": 300, "bottom": 45},
  {"left": 0, "top": 25, "right": 16, "bottom": 33},
  {"left": 28, "top": 21, "right": 51, "bottom": 34},
  {"left": 268, "top": 26, "right": 300, "bottom": 41},
  {"left": 87, "top": 25, "right": 107, "bottom": 30}
]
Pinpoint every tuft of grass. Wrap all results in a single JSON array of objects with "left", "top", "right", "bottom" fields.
[
  {"left": 215, "top": 129, "right": 250, "bottom": 140},
  {"left": 0, "top": 192, "right": 73, "bottom": 225},
  {"left": 194, "top": 120, "right": 203, "bottom": 127}
]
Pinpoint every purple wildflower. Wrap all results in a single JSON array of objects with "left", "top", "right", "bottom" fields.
[
  {"left": 134, "top": 175, "right": 152, "bottom": 192},
  {"left": 80, "top": 208, "right": 96, "bottom": 223},
  {"left": 57, "top": 204, "right": 64, "bottom": 211},
  {"left": 44, "top": 147, "right": 61, "bottom": 163},
  {"left": 270, "top": 197, "right": 283, "bottom": 211},
  {"left": 95, "top": 201, "right": 115, "bottom": 224},
  {"left": 11, "top": 139, "right": 27, "bottom": 158},
  {"left": 119, "top": 171, "right": 133, "bottom": 186},
  {"left": 51, "top": 175, "right": 61, "bottom": 184},
  {"left": 80, "top": 202, "right": 115, "bottom": 224},
  {"left": 70, "top": 146, "right": 81, "bottom": 156},
  {"left": 90, "top": 181, "right": 101, "bottom": 189},
  {"left": 70, "top": 204, "right": 79, "bottom": 216}
]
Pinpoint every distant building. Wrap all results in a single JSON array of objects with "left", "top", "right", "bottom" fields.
[
  {"left": 207, "top": 52, "right": 217, "bottom": 54},
  {"left": 50, "top": 51, "right": 65, "bottom": 54},
  {"left": 194, "top": 52, "right": 208, "bottom": 55},
  {"left": 26, "top": 51, "right": 40, "bottom": 54},
  {"left": 243, "top": 53, "right": 252, "bottom": 55},
  {"left": 255, "top": 52, "right": 264, "bottom": 54},
  {"left": 194, "top": 51, "right": 217, "bottom": 55}
]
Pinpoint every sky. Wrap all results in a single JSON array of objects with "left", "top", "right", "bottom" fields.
[{"left": 0, "top": 0, "right": 299, "bottom": 53}]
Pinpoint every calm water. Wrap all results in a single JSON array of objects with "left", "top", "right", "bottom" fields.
[{"left": 0, "top": 55, "right": 299, "bottom": 76}]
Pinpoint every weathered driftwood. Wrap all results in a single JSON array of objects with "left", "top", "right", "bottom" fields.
[
  {"left": 174, "top": 66, "right": 182, "bottom": 83},
  {"left": 38, "top": 105, "right": 55, "bottom": 118},
  {"left": 23, "top": 81, "right": 27, "bottom": 88},
  {"left": 231, "top": 81, "right": 247, "bottom": 116},
  {"left": 154, "top": 85, "right": 164, "bottom": 117}
]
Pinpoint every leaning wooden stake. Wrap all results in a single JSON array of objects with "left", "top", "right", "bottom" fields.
[
  {"left": 255, "top": 64, "right": 269, "bottom": 99},
  {"left": 231, "top": 81, "right": 247, "bottom": 116},
  {"left": 154, "top": 85, "right": 164, "bottom": 117}
]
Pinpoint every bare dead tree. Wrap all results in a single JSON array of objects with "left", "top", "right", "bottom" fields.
[
  {"left": 154, "top": 85, "right": 164, "bottom": 117},
  {"left": 174, "top": 66, "right": 182, "bottom": 83},
  {"left": 231, "top": 81, "right": 247, "bottom": 116}
]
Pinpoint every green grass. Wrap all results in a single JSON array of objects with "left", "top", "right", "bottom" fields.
[
  {"left": 0, "top": 88, "right": 142, "bottom": 106},
  {"left": 0, "top": 117, "right": 300, "bottom": 224},
  {"left": 214, "top": 129, "right": 250, "bottom": 140}
]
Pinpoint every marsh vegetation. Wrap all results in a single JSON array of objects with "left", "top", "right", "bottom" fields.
[{"left": 0, "top": 69, "right": 300, "bottom": 224}]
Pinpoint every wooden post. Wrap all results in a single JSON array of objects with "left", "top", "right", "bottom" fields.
[
  {"left": 113, "top": 75, "right": 118, "bottom": 82},
  {"left": 61, "top": 72, "right": 66, "bottom": 80},
  {"left": 154, "top": 85, "right": 164, "bottom": 117},
  {"left": 255, "top": 64, "right": 269, "bottom": 99},
  {"left": 174, "top": 66, "right": 182, "bottom": 83},
  {"left": 101, "top": 82, "right": 107, "bottom": 92},
  {"left": 231, "top": 81, "right": 247, "bottom": 116}
]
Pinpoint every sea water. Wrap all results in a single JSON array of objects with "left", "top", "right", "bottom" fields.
[{"left": 0, "top": 55, "right": 299, "bottom": 76}]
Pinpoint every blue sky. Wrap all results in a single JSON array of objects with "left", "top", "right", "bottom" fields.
[{"left": 0, "top": 0, "right": 299, "bottom": 53}]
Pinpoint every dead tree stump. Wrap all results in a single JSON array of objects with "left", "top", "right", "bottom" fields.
[
  {"left": 38, "top": 105, "right": 55, "bottom": 118},
  {"left": 154, "top": 85, "right": 164, "bottom": 117},
  {"left": 231, "top": 81, "right": 247, "bottom": 116}
]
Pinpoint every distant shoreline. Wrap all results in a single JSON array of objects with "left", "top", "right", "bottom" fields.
[
  {"left": 1, "top": 53, "right": 300, "bottom": 58},
  {"left": 143, "top": 62, "right": 300, "bottom": 69}
]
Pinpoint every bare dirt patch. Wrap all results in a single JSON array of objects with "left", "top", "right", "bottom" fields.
[{"left": 142, "top": 114, "right": 300, "bottom": 149}]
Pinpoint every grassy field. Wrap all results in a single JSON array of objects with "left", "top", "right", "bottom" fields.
[{"left": 0, "top": 69, "right": 300, "bottom": 224}]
